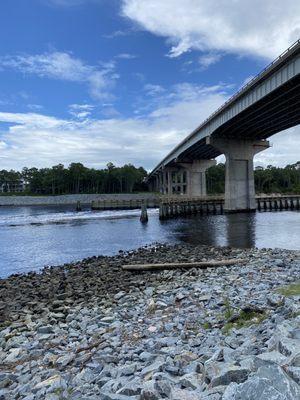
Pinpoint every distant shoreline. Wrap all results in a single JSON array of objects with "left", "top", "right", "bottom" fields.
[{"left": 0, "top": 192, "right": 158, "bottom": 207}]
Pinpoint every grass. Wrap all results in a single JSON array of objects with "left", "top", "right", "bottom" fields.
[
  {"left": 221, "top": 298, "right": 267, "bottom": 334},
  {"left": 203, "top": 321, "right": 211, "bottom": 330},
  {"left": 277, "top": 282, "right": 300, "bottom": 297},
  {"left": 224, "top": 297, "right": 234, "bottom": 320},
  {"left": 223, "top": 310, "right": 267, "bottom": 335}
]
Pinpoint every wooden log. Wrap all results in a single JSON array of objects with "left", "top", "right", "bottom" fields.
[{"left": 122, "top": 258, "right": 245, "bottom": 271}]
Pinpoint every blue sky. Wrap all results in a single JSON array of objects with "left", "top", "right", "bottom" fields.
[{"left": 0, "top": 0, "right": 299, "bottom": 170}]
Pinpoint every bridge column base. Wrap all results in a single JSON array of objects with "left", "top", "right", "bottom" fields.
[{"left": 207, "top": 137, "right": 270, "bottom": 212}]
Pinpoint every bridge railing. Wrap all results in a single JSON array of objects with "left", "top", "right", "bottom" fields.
[{"left": 208, "top": 38, "right": 300, "bottom": 121}]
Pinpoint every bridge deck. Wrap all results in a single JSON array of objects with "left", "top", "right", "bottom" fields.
[{"left": 149, "top": 39, "right": 300, "bottom": 177}]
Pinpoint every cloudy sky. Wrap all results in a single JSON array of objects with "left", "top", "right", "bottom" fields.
[{"left": 0, "top": 0, "right": 299, "bottom": 170}]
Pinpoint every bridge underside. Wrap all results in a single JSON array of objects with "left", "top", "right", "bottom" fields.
[
  {"left": 150, "top": 74, "right": 300, "bottom": 212},
  {"left": 173, "top": 74, "right": 300, "bottom": 163}
]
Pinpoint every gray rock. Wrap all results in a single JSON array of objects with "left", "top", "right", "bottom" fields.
[
  {"left": 116, "top": 381, "right": 142, "bottom": 396},
  {"left": 267, "top": 294, "right": 285, "bottom": 307},
  {"left": 210, "top": 366, "right": 249, "bottom": 387},
  {"left": 33, "top": 375, "right": 66, "bottom": 393},
  {"left": 171, "top": 387, "right": 204, "bottom": 400},
  {"left": 141, "top": 359, "right": 165, "bottom": 378},
  {"left": 140, "top": 388, "right": 159, "bottom": 400},
  {"left": 118, "top": 363, "right": 137, "bottom": 376},
  {"left": 139, "top": 351, "right": 155, "bottom": 362},
  {"left": 0, "top": 373, "right": 14, "bottom": 389},
  {"left": 278, "top": 337, "right": 300, "bottom": 357},
  {"left": 285, "top": 366, "right": 300, "bottom": 385},
  {"left": 4, "top": 348, "right": 22, "bottom": 363},
  {"left": 253, "top": 350, "right": 287, "bottom": 369},
  {"left": 179, "top": 373, "right": 200, "bottom": 390},
  {"left": 101, "top": 392, "right": 139, "bottom": 400},
  {"left": 114, "top": 292, "right": 126, "bottom": 301},
  {"left": 37, "top": 325, "right": 54, "bottom": 334},
  {"left": 56, "top": 353, "right": 75, "bottom": 368},
  {"left": 288, "top": 352, "right": 300, "bottom": 367},
  {"left": 153, "top": 379, "right": 172, "bottom": 397},
  {"left": 223, "top": 364, "right": 300, "bottom": 400}
]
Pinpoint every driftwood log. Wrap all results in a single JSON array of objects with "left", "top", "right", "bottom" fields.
[{"left": 122, "top": 259, "right": 245, "bottom": 271}]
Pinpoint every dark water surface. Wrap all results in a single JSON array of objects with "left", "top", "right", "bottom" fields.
[{"left": 0, "top": 205, "right": 299, "bottom": 277}]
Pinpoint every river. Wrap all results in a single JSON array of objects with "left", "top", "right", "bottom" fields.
[{"left": 0, "top": 205, "right": 299, "bottom": 277}]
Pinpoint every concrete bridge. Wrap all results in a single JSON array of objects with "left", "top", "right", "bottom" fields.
[{"left": 148, "top": 39, "right": 300, "bottom": 212}]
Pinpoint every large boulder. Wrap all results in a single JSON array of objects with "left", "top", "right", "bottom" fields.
[{"left": 223, "top": 364, "right": 300, "bottom": 400}]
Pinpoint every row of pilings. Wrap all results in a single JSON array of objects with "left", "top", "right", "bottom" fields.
[
  {"left": 159, "top": 197, "right": 224, "bottom": 220},
  {"left": 159, "top": 195, "right": 300, "bottom": 220},
  {"left": 257, "top": 196, "right": 300, "bottom": 211},
  {"left": 91, "top": 198, "right": 160, "bottom": 210}
]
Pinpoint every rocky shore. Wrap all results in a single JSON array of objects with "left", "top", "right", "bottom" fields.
[{"left": 0, "top": 244, "right": 300, "bottom": 399}]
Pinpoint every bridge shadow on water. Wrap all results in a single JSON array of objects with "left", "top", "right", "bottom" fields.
[
  {"left": 162, "top": 210, "right": 300, "bottom": 250},
  {"left": 165, "top": 212, "right": 257, "bottom": 248}
]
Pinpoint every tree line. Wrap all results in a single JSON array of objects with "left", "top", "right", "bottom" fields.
[
  {"left": 0, "top": 163, "right": 148, "bottom": 195},
  {"left": 1, "top": 161, "right": 300, "bottom": 195},
  {"left": 207, "top": 161, "right": 300, "bottom": 194}
]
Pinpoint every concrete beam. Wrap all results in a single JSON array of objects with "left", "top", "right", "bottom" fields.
[{"left": 207, "top": 137, "right": 270, "bottom": 212}]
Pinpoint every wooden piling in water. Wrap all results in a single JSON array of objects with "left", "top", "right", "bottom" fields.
[
  {"left": 140, "top": 204, "right": 148, "bottom": 223},
  {"left": 76, "top": 200, "right": 82, "bottom": 212}
]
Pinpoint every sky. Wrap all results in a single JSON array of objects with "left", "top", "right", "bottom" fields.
[{"left": 0, "top": 0, "right": 299, "bottom": 171}]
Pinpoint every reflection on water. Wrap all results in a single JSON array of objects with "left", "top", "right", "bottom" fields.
[
  {"left": 171, "top": 213, "right": 256, "bottom": 248},
  {"left": 226, "top": 213, "right": 256, "bottom": 248},
  {"left": 0, "top": 205, "right": 299, "bottom": 277}
]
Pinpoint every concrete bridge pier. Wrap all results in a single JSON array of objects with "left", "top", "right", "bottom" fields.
[
  {"left": 207, "top": 137, "right": 270, "bottom": 212},
  {"left": 151, "top": 160, "right": 216, "bottom": 196},
  {"left": 180, "top": 160, "right": 216, "bottom": 197}
]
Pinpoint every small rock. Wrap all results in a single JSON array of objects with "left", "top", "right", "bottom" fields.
[{"left": 37, "top": 325, "right": 54, "bottom": 334}]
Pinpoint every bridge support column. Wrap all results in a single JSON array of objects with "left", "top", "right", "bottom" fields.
[
  {"left": 207, "top": 138, "right": 270, "bottom": 212},
  {"left": 180, "top": 160, "right": 216, "bottom": 197}
]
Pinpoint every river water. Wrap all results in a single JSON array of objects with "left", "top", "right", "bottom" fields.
[{"left": 0, "top": 205, "right": 299, "bottom": 278}]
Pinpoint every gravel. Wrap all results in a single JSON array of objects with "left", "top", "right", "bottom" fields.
[{"left": 0, "top": 243, "right": 299, "bottom": 399}]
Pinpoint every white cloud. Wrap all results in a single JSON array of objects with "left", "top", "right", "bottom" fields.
[
  {"left": 198, "top": 53, "right": 222, "bottom": 69},
  {"left": 0, "top": 52, "right": 118, "bottom": 100},
  {"left": 122, "top": 0, "right": 300, "bottom": 59},
  {"left": 255, "top": 127, "right": 300, "bottom": 167},
  {"left": 116, "top": 53, "right": 137, "bottom": 59},
  {"left": 68, "top": 104, "right": 95, "bottom": 119},
  {"left": 0, "top": 82, "right": 299, "bottom": 170},
  {"left": 143, "top": 83, "right": 165, "bottom": 96},
  {"left": 0, "top": 84, "right": 230, "bottom": 169},
  {"left": 69, "top": 104, "right": 95, "bottom": 111},
  {"left": 103, "top": 30, "right": 132, "bottom": 39}
]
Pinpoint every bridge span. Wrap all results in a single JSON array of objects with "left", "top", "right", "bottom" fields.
[{"left": 148, "top": 40, "right": 300, "bottom": 212}]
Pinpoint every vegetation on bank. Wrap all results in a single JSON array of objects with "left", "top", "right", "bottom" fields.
[
  {"left": 277, "top": 282, "right": 300, "bottom": 297},
  {"left": 207, "top": 161, "right": 300, "bottom": 194},
  {"left": 222, "top": 298, "right": 267, "bottom": 334},
  {"left": 0, "top": 163, "right": 147, "bottom": 195},
  {"left": 0, "top": 160, "right": 300, "bottom": 195}
]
